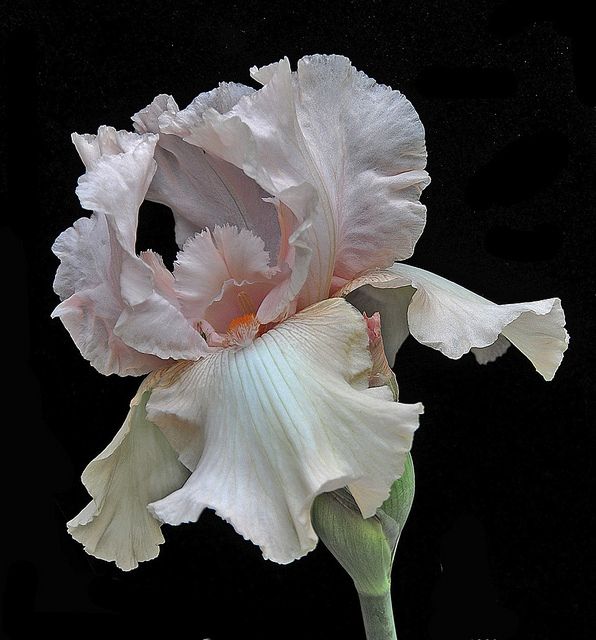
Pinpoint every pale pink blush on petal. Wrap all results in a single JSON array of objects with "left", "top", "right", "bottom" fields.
[
  {"left": 174, "top": 225, "right": 279, "bottom": 328},
  {"left": 133, "top": 90, "right": 281, "bottom": 254},
  {"left": 185, "top": 55, "right": 429, "bottom": 310}
]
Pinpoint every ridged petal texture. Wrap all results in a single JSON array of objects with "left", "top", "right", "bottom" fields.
[{"left": 147, "top": 298, "right": 422, "bottom": 563}]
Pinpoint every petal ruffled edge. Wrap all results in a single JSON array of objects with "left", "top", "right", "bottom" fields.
[
  {"left": 146, "top": 298, "right": 422, "bottom": 563},
  {"left": 67, "top": 381, "right": 191, "bottom": 571},
  {"left": 339, "top": 264, "right": 569, "bottom": 381}
]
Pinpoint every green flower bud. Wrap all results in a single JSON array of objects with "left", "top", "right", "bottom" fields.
[{"left": 311, "top": 453, "right": 415, "bottom": 597}]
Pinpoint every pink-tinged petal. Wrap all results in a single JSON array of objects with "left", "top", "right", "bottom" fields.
[
  {"left": 346, "top": 280, "right": 413, "bottom": 368},
  {"left": 132, "top": 90, "right": 280, "bottom": 253},
  {"left": 146, "top": 298, "right": 422, "bottom": 564},
  {"left": 204, "top": 280, "right": 277, "bottom": 334},
  {"left": 256, "top": 185, "right": 317, "bottom": 323},
  {"left": 290, "top": 55, "right": 429, "bottom": 278},
  {"left": 73, "top": 127, "right": 158, "bottom": 252},
  {"left": 174, "top": 224, "right": 278, "bottom": 329},
  {"left": 342, "top": 264, "right": 569, "bottom": 380},
  {"left": 364, "top": 312, "right": 398, "bottom": 395},
  {"left": 53, "top": 129, "right": 207, "bottom": 375},
  {"left": 52, "top": 213, "right": 164, "bottom": 376},
  {"left": 183, "top": 55, "right": 428, "bottom": 308},
  {"left": 72, "top": 125, "right": 145, "bottom": 169}
]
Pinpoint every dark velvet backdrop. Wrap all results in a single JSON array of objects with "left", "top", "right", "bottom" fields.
[{"left": 2, "top": 1, "right": 594, "bottom": 639}]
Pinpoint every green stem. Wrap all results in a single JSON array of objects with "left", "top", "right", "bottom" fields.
[{"left": 358, "top": 590, "right": 398, "bottom": 640}]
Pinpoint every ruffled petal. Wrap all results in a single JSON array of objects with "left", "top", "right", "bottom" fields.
[
  {"left": 67, "top": 384, "right": 190, "bottom": 571},
  {"left": 471, "top": 335, "right": 511, "bottom": 365},
  {"left": 342, "top": 264, "right": 569, "bottom": 380},
  {"left": 52, "top": 213, "right": 164, "bottom": 375},
  {"left": 52, "top": 128, "right": 207, "bottom": 375},
  {"left": 173, "top": 224, "right": 280, "bottom": 331},
  {"left": 146, "top": 298, "right": 422, "bottom": 564},
  {"left": 182, "top": 55, "right": 429, "bottom": 308},
  {"left": 133, "top": 90, "right": 280, "bottom": 253},
  {"left": 73, "top": 127, "right": 157, "bottom": 252}
]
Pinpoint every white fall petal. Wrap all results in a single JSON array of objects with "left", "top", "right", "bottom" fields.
[
  {"left": 67, "top": 386, "right": 190, "bottom": 571},
  {"left": 342, "top": 263, "right": 569, "bottom": 380},
  {"left": 146, "top": 298, "right": 423, "bottom": 564}
]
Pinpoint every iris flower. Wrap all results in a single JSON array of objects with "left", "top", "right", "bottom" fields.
[{"left": 52, "top": 55, "right": 568, "bottom": 571}]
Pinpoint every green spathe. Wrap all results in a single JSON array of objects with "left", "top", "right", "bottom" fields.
[{"left": 311, "top": 453, "right": 415, "bottom": 597}]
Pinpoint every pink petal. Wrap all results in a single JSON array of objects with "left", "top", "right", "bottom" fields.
[
  {"left": 133, "top": 91, "right": 280, "bottom": 254},
  {"left": 182, "top": 55, "right": 429, "bottom": 310},
  {"left": 53, "top": 128, "right": 207, "bottom": 375},
  {"left": 174, "top": 224, "right": 279, "bottom": 331}
]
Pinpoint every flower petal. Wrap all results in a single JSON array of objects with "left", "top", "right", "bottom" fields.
[
  {"left": 343, "top": 264, "right": 569, "bottom": 380},
  {"left": 133, "top": 90, "right": 280, "bottom": 253},
  {"left": 174, "top": 224, "right": 277, "bottom": 326},
  {"left": 73, "top": 127, "right": 157, "bottom": 252},
  {"left": 184, "top": 55, "right": 429, "bottom": 307},
  {"left": 471, "top": 335, "right": 511, "bottom": 365},
  {"left": 53, "top": 128, "right": 207, "bottom": 375},
  {"left": 52, "top": 213, "right": 164, "bottom": 375},
  {"left": 146, "top": 298, "right": 422, "bottom": 564},
  {"left": 347, "top": 280, "right": 413, "bottom": 368},
  {"left": 68, "top": 385, "right": 190, "bottom": 571}
]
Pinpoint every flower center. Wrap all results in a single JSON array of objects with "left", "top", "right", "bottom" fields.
[
  {"left": 228, "top": 312, "right": 257, "bottom": 333},
  {"left": 224, "top": 292, "right": 262, "bottom": 347}
]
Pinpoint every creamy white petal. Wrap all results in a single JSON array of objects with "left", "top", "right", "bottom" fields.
[
  {"left": 471, "top": 335, "right": 511, "bottom": 365},
  {"left": 133, "top": 90, "right": 280, "bottom": 253},
  {"left": 146, "top": 298, "right": 422, "bottom": 564},
  {"left": 68, "top": 387, "right": 190, "bottom": 571},
  {"left": 500, "top": 298, "right": 567, "bottom": 381},
  {"left": 342, "top": 264, "right": 569, "bottom": 380},
  {"left": 183, "top": 55, "right": 429, "bottom": 307}
]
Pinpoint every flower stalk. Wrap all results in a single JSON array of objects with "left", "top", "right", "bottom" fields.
[{"left": 358, "top": 591, "right": 397, "bottom": 640}]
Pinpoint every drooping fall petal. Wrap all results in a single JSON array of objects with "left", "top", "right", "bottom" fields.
[
  {"left": 146, "top": 298, "right": 422, "bottom": 563},
  {"left": 67, "top": 386, "right": 190, "bottom": 571},
  {"left": 341, "top": 264, "right": 569, "bottom": 380}
]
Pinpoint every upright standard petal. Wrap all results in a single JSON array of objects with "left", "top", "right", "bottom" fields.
[
  {"left": 52, "top": 127, "right": 207, "bottom": 375},
  {"left": 341, "top": 264, "right": 569, "bottom": 380},
  {"left": 133, "top": 90, "right": 280, "bottom": 253},
  {"left": 68, "top": 384, "right": 191, "bottom": 571},
  {"left": 146, "top": 298, "right": 422, "bottom": 564},
  {"left": 182, "top": 55, "right": 429, "bottom": 308}
]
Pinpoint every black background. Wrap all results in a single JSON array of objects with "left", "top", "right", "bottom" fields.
[{"left": 2, "top": 1, "right": 594, "bottom": 639}]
